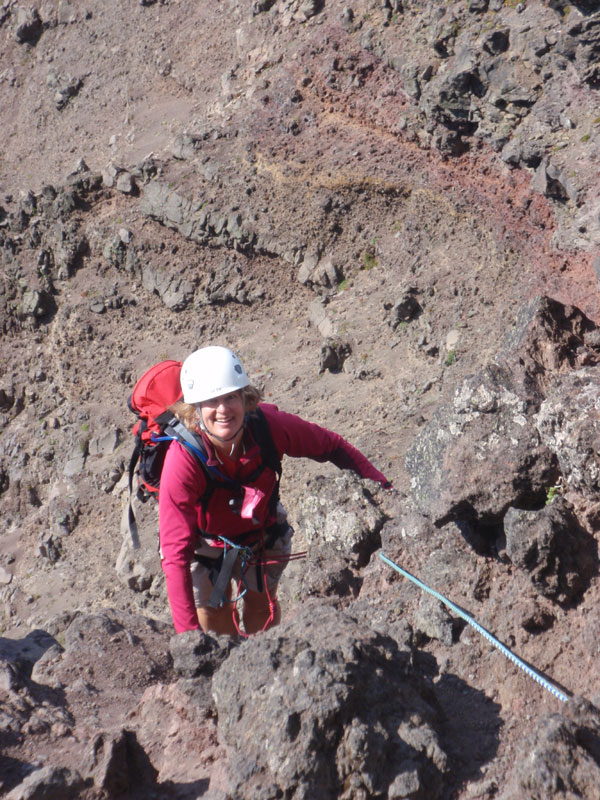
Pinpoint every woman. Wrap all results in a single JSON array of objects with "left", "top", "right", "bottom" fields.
[{"left": 159, "top": 345, "right": 392, "bottom": 637}]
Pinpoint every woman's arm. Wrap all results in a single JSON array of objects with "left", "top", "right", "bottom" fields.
[
  {"left": 159, "top": 441, "right": 207, "bottom": 633},
  {"left": 260, "top": 404, "right": 392, "bottom": 487}
]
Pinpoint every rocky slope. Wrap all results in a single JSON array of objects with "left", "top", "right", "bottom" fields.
[{"left": 1, "top": 1, "right": 600, "bottom": 798}]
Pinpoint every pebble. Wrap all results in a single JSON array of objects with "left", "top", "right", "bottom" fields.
[
  {"left": 89, "top": 300, "right": 106, "bottom": 314},
  {"left": 445, "top": 329, "right": 460, "bottom": 351},
  {"left": 0, "top": 566, "right": 12, "bottom": 585}
]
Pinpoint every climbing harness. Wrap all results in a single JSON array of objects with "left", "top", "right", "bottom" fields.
[
  {"left": 379, "top": 552, "right": 570, "bottom": 704},
  {"left": 207, "top": 535, "right": 254, "bottom": 609},
  {"left": 204, "top": 531, "right": 307, "bottom": 638}
]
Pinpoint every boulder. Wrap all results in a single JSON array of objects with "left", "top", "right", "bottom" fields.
[
  {"left": 170, "top": 131, "right": 208, "bottom": 160},
  {"left": 296, "top": 473, "right": 385, "bottom": 567},
  {"left": 406, "top": 297, "right": 600, "bottom": 526},
  {"left": 405, "top": 363, "right": 558, "bottom": 526},
  {"left": 531, "top": 158, "right": 579, "bottom": 203},
  {"left": 535, "top": 366, "right": 600, "bottom": 498},
  {"left": 81, "top": 730, "right": 158, "bottom": 796},
  {"left": 284, "top": 474, "right": 385, "bottom": 603},
  {"left": 5, "top": 766, "right": 86, "bottom": 800},
  {"left": 494, "top": 296, "right": 598, "bottom": 396},
  {"left": 17, "top": 287, "right": 53, "bottom": 320},
  {"left": 297, "top": 253, "right": 341, "bottom": 290},
  {"left": 308, "top": 298, "right": 336, "bottom": 337},
  {"left": 318, "top": 339, "right": 351, "bottom": 373},
  {"left": 503, "top": 498, "right": 596, "bottom": 604},
  {"left": 168, "top": 629, "right": 234, "bottom": 679},
  {"left": 499, "top": 697, "right": 600, "bottom": 800},
  {"left": 200, "top": 261, "right": 248, "bottom": 306},
  {"left": 213, "top": 602, "right": 449, "bottom": 800},
  {"left": 142, "top": 264, "right": 196, "bottom": 311},
  {"left": 13, "top": 6, "right": 43, "bottom": 44},
  {"left": 385, "top": 288, "right": 421, "bottom": 329}
]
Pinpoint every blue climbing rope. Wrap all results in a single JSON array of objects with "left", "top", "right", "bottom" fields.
[{"left": 379, "top": 552, "right": 570, "bottom": 704}]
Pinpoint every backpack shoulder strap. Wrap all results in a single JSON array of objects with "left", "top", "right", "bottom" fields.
[
  {"left": 248, "top": 407, "right": 282, "bottom": 477},
  {"left": 164, "top": 419, "right": 208, "bottom": 461},
  {"left": 246, "top": 408, "right": 282, "bottom": 516},
  {"left": 164, "top": 419, "right": 238, "bottom": 489}
]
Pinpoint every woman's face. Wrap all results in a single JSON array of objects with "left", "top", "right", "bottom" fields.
[{"left": 197, "top": 391, "right": 245, "bottom": 444}]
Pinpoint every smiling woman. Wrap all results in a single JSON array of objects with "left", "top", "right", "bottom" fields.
[
  {"left": 197, "top": 392, "right": 246, "bottom": 451},
  {"left": 159, "top": 345, "right": 392, "bottom": 640}
]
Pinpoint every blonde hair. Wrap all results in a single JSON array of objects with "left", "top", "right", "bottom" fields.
[{"left": 169, "top": 384, "right": 263, "bottom": 432}]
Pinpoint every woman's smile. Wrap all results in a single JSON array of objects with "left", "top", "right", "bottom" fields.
[{"left": 198, "top": 391, "right": 245, "bottom": 444}]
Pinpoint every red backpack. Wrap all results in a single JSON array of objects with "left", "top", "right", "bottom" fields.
[{"left": 128, "top": 359, "right": 183, "bottom": 499}]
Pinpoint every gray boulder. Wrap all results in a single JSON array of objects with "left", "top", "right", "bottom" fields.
[
  {"left": 13, "top": 6, "right": 42, "bottom": 44},
  {"left": 169, "top": 629, "right": 234, "bottom": 679},
  {"left": 535, "top": 366, "right": 600, "bottom": 498},
  {"left": 406, "top": 363, "right": 558, "bottom": 526},
  {"left": 140, "top": 180, "right": 254, "bottom": 253},
  {"left": 406, "top": 297, "right": 599, "bottom": 526},
  {"left": 17, "top": 287, "right": 53, "bottom": 320},
  {"left": 5, "top": 766, "right": 86, "bottom": 800},
  {"left": 200, "top": 260, "right": 248, "bottom": 306},
  {"left": 531, "top": 158, "right": 580, "bottom": 203},
  {"left": 170, "top": 131, "right": 208, "bottom": 160},
  {"left": 499, "top": 697, "right": 600, "bottom": 800},
  {"left": 213, "top": 602, "right": 449, "bottom": 800},
  {"left": 503, "top": 498, "right": 596, "bottom": 604},
  {"left": 296, "top": 473, "right": 385, "bottom": 567},
  {"left": 318, "top": 339, "right": 351, "bottom": 373},
  {"left": 142, "top": 264, "right": 195, "bottom": 311},
  {"left": 285, "top": 473, "right": 385, "bottom": 603}
]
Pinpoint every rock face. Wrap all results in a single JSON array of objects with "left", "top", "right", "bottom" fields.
[
  {"left": 405, "top": 361, "right": 558, "bottom": 526},
  {"left": 283, "top": 473, "right": 386, "bottom": 603},
  {"left": 499, "top": 697, "right": 600, "bottom": 800},
  {"left": 503, "top": 498, "right": 596, "bottom": 604},
  {"left": 406, "top": 296, "right": 600, "bottom": 527},
  {"left": 2, "top": 2, "right": 600, "bottom": 799},
  {"left": 213, "top": 602, "right": 449, "bottom": 800},
  {"left": 297, "top": 473, "right": 385, "bottom": 566},
  {"left": 535, "top": 366, "right": 600, "bottom": 499}
]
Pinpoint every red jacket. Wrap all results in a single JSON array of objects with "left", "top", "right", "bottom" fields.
[{"left": 159, "top": 403, "right": 390, "bottom": 633}]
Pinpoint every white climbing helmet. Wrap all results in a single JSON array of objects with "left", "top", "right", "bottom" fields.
[{"left": 180, "top": 346, "right": 249, "bottom": 404}]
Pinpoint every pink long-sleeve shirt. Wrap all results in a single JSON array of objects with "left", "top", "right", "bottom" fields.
[{"left": 159, "top": 403, "right": 390, "bottom": 633}]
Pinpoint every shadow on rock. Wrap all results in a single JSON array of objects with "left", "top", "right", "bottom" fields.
[
  {"left": 454, "top": 519, "right": 504, "bottom": 558},
  {"left": 0, "top": 755, "right": 36, "bottom": 797},
  {"left": 432, "top": 672, "right": 502, "bottom": 795},
  {"left": 0, "top": 630, "right": 70, "bottom": 752},
  {"left": 84, "top": 729, "right": 159, "bottom": 799},
  {"left": 0, "top": 628, "right": 61, "bottom": 676},
  {"left": 159, "top": 777, "right": 210, "bottom": 799}
]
